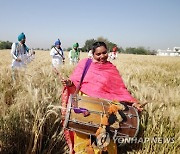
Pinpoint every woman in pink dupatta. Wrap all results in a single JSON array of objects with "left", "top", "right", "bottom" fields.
[{"left": 61, "top": 42, "right": 143, "bottom": 154}]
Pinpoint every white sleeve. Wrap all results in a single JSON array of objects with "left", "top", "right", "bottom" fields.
[
  {"left": 50, "top": 48, "right": 55, "bottom": 56},
  {"left": 11, "top": 43, "right": 17, "bottom": 60},
  {"left": 88, "top": 51, "right": 91, "bottom": 57}
]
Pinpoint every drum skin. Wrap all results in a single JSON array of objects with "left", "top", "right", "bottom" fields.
[{"left": 64, "top": 95, "right": 139, "bottom": 138}]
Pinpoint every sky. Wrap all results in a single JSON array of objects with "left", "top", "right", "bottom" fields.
[{"left": 0, "top": 0, "right": 180, "bottom": 50}]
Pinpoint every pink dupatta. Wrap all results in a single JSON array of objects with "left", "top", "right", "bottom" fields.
[{"left": 70, "top": 58, "right": 137, "bottom": 103}]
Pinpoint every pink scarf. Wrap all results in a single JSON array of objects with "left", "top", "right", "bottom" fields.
[{"left": 70, "top": 58, "right": 137, "bottom": 103}]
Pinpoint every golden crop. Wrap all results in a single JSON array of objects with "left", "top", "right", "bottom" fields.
[{"left": 0, "top": 50, "right": 179, "bottom": 154}]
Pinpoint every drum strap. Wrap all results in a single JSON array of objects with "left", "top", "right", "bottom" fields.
[
  {"left": 74, "top": 58, "right": 92, "bottom": 95},
  {"left": 73, "top": 58, "right": 92, "bottom": 111}
]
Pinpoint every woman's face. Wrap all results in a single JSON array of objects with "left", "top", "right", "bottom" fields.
[{"left": 93, "top": 46, "right": 108, "bottom": 63}]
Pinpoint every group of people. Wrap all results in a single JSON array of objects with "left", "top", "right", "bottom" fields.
[
  {"left": 11, "top": 33, "right": 81, "bottom": 78},
  {"left": 11, "top": 33, "right": 143, "bottom": 153},
  {"left": 50, "top": 39, "right": 119, "bottom": 71},
  {"left": 50, "top": 40, "right": 80, "bottom": 69},
  {"left": 11, "top": 33, "right": 118, "bottom": 73}
]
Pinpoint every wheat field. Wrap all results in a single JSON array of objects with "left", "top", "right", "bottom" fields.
[{"left": 0, "top": 50, "right": 180, "bottom": 154}]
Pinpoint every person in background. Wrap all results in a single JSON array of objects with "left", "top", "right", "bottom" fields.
[
  {"left": 11, "top": 32, "right": 30, "bottom": 80},
  {"left": 50, "top": 39, "right": 65, "bottom": 69},
  {"left": 109, "top": 46, "right": 118, "bottom": 60},
  {"left": 11, "top": 32, "right": 29, "bottom": 69},
  {"left": 68, "top": 43, "right": 80, "bottom": 65},
  {"left": 88, "top": 49, "right": 93, "bottom": 59}
]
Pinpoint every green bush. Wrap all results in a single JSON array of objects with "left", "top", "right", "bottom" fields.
[{"left": 0, "top": 41, "right": 12, "bottom": 49}]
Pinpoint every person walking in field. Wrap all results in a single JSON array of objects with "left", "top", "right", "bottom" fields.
[
  {"left": 11, "top": 32, "right": 31, "bottom": 80},
  {"left": 109, "top": 46, "right": 118, "bottom": 60},
  {"left": 50, "top": 39, "right": 65, "bottom": 69},
  {"left": 68, "top": 43, "right": 80, "bottom": 65},
  {"left": 11, "top": 33, "right": 35, "bottom": 80},
  {"left": 11, "top": 32, "right": 30, "bottom": 69}
]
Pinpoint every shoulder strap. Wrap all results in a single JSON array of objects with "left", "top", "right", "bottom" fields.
[
  {"left": 53, "top": 46, "right": 64, "bottom": 58},
  {"left": 79, "top": 58, "right": 92, "bottom": 85},
  {"left": 72, "top": 58, "right": 92, "bottom": 111},
  {"left": 74, "top": 58, "right": 92, "bottom": 94}
]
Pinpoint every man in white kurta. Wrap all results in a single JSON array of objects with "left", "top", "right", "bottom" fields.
[
  {"left": 11, "top": 32, "right": 29, "bottom": 69},
  {"left": 50, "top": 39, "right": 65, "bottom": 69}
]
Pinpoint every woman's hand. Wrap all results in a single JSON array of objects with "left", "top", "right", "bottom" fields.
[
  {"left": 61, "top": 79, "right": 73, "bottom": 87},
  {"left": 132, "top": 102, "right": 143, "bottom": 111}
]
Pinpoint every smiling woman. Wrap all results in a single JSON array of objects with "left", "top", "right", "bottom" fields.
[
  {"left": 62, "top": 42, "right": 141, "bottom": 105},
  {"left": 92, "top": 42, "right": 108, "bottom": 63},
  {"left": 61, "top": 41, "right": 143, "bottom": 153}
]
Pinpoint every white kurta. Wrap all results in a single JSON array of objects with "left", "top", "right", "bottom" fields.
[
  {"left": 26, "top": 49, "right": 35, "bottom": 64},
  {"left": 50, "top": 47, "right": 64, "bottom": 68},
  {"left": 88, "top": 50, "right": 93, "bottom": 59},
  {"left": 109, "top": 52, "right": 118, "bottom": 60},
  {"left": 11, "top": 42, "right": 28, "bottom": 69}
]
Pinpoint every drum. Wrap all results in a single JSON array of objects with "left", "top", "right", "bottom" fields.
[{"left": 63, "top": 94, "right": 139, "bottom": 139}]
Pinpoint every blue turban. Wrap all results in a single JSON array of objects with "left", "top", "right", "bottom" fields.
[
  {"left": 18, "top": 32, "right": 26, "bottom": 41},
  {"left": 55, "top": 39, "right": 61, "bottom": 46}
]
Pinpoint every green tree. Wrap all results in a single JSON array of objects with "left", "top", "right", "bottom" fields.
[
  {"left": 108, "top": 41, "right": 117, "bottom": 52},
  {"left": 125, "top": 47, "right": 149, "bottom": 55},
  {"left": 83, "top": 37, "right": 119, "bottom": 53},
  {"left": 118, "top": 47, "right": 124, "bottom": 53},
  {"left": 0, "top": 41, "right": 12, "bottom": 49},
  {"left": 97, "top": 37, "right": 118, "bottom": 52},
  {"left": 66, "top": 47, "right": 72, "bottom": 51},
  {"left": 83, "top": 39, "right": 97, "bottom": 52}
]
